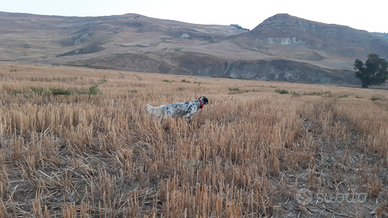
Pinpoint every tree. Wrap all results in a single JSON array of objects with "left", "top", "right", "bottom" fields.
[{"left": 354, "top": 54, "right": 388, "bottom": 88}]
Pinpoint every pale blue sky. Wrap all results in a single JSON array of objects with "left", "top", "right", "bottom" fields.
[{"left": 1, "top": 0, "right": 386, "bottom": 32}]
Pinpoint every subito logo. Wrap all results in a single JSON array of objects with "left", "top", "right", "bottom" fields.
[{"left": 295, "top": 188, "right": 313, "bottom": 205}]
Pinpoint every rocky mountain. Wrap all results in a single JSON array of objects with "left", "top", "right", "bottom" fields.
[
  {"left": 1, "top": 11, "right": 387, "bottom": 85},
  {"left": 233, "top": 14, "right": 388, "bottom": 61}
]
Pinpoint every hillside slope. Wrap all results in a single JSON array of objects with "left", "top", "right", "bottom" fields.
[{"left": 0, "top": 11, "right": 387, "bottom": 85}]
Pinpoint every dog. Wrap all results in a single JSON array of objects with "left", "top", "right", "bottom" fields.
[{"left": 146, "top": 96, "right": 208, "bottom": 121}]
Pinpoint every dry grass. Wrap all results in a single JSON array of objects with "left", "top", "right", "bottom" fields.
[{"left": 0, "top": 62, "right": 388, "bottom": 217}]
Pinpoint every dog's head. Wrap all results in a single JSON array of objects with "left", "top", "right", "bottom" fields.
[{"left": 198, "top": 96, "right": 209, "bottom": 105}]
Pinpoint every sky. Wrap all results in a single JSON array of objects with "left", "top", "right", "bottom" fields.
[{"left": 1, "top": 0, "right": 387, "bottom": 33}]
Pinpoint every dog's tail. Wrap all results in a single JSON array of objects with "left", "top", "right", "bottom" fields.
[
  {"left": 146, "top": 104, "right": 164, "bottom": 118},
  {"left": 146, "top": 104, "right": 154, "bottom": 114}
]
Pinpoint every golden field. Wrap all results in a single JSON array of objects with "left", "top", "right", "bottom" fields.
[{"left": 0, "top": 62, "right": 387, "bottom": 217}]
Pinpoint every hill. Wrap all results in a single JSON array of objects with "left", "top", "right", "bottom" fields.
[
  {"left": 1, "top": 11, "right": 387, "bottom": 85},
  {"left": 372, "top": 32, "right": 388, "bottom": 41},
  {"left": 234, "top": 14, "right": 388, "bottom": 61}
]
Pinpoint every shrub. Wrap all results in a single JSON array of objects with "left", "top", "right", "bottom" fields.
[
  {"left": 229, "top": 87, "right": 240, "bottom": 91},
  {"left": 100, "top": 76, "right": 108, "bottom": 83},
  {"left": 339, "top": 95, "right": 348, "bottom": 98},
  {"left": 11, "top": 90, "right": 22, "bottom": 95},
  {"left": 50, "top": 88, "right": 72, "bottom": 96},
  {"left": 370, "top": 96, "right": 383, "bottom": 101},
  {"left": 11, "top": 86, "right": 103, "bottom": 97},
  {"left": 275, "top": 89, "right": 289, "bottom": 94},
  {"left": 181, "top": 79, "right": 190, "bottom": 83},
  {"left": 305, "top": 90, "right": 331, "bottom": 96},
  {"left": 88, "top": 85, "right": 101, "bottom": 95}
]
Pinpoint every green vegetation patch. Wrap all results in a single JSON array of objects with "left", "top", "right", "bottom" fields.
[
  {"left": 50, "top": 88, "right": 73, "bottom": 96},
  {"left": 11, "top": 86, "right": 102, "bottom": 97},
  {"left": 275, "top": 89, "right": 289, "bottom": 94},
  {"left": 229, "top": 87, "right": 240, "bottom": 91},
  {"left": 304, "top": 90, "right": 331, "bottom": 96},
  {"left": 370, "top": 96, "right": 384, "bottom": 101}
]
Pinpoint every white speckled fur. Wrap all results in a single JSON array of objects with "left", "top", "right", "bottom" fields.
[{"left": 147, "top": 96, "right": 208, "bottom": 121}]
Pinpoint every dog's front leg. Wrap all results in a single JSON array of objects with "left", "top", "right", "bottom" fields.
[{"left": 184, "top": 115, "right": 192, "bottom": 125}]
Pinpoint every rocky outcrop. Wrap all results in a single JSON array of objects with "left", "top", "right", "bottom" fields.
[
  {"left": 172, "top": 53, "right": 358, "bottom": 84},
  {"left": 67, "top": 52, "right": 360, "bottom": 85},
  {"left": 223, "top": 60, "right": 357, "bottom": 84},
  {"left": 57, "top": 43, "right": 105, "bottom": 57},
  {"left": 235, "top": 13, "right": 388, "bottom": 60}
]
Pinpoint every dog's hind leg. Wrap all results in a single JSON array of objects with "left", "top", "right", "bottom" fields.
[{"left": 183, "top": 115, "right": 193, "bottom": 126}]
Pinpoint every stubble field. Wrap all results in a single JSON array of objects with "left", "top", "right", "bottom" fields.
[{"left": 0, "top": 62, "right": 387, "bottom": 217}]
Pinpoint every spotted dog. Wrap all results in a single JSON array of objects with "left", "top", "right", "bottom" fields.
[{"left": 146, "top": 96, "right": 209, "bottom": 121}]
